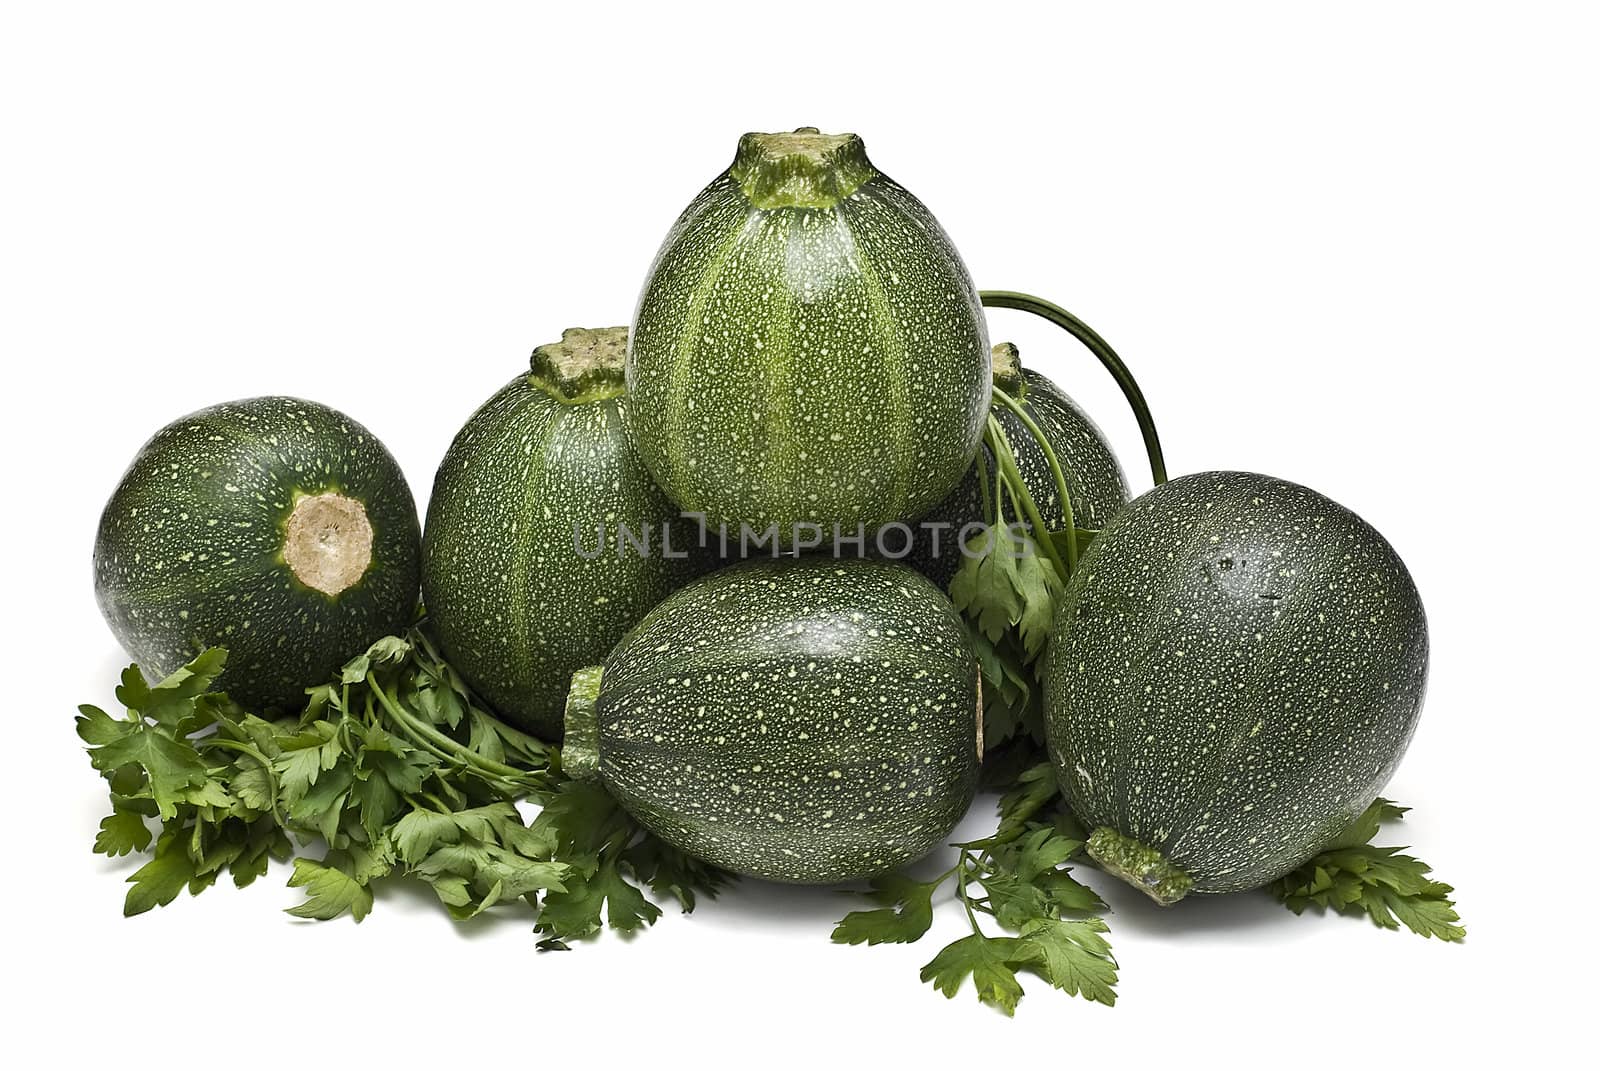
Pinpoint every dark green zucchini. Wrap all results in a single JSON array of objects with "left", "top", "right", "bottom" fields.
[
  {"left": 627, "top": 128, "right": 991, "bottom": 540},
  {"left": 94, "top": 396, "right": 421, "bottom": 711},
  {"left": 563, "top": 556, "right": 982, "bottom": 883},
  {"left": 1044, "top": 472, "right": 1428, "bottom": 903},
  {"left": 906, "top": 342, "right": 1130, "bottom": 586},
  {"left": 423, "top": 327, "right": 712, "bottom": 739}
]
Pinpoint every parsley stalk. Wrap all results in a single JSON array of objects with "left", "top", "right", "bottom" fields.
[
  {"left": 834, "top": 764, "right": 1117, "bottom": 1014},
  {"left": 984, "top": 413, "right": 1070, "bottom": 582},
  {"left": 990, "top": 387, "right": 1079, "bottom": 573},
  {"left": 368, "top": 676, "right": 544, "bottom": 795}
]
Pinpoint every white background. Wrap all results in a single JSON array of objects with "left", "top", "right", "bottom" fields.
[{"left": 3, "top": 2, "right": 1594, "bottom": 1064}]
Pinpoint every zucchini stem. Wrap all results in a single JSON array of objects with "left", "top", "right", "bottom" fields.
[
  {"left": 561, "top": 666, "right": 605, "bottom": 781},
  {"left": 980, "top": 290, "right": 1168, "bottom": 486},
  {"left": 1086, "top": 827, "right": 1194, "bottom": 906}
]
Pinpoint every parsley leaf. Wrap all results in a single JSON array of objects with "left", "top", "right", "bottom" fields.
[
  {"left": 286, "top": 859, "right": 375, "bottom": 921},
  {"left": 537, "top": 860, "right": 662, "bottom": 939},
  {"left": 1015, "top": 917, "right": 1118, "bottom": 1006},
  {"left": 950, "top": 525, "right": 1029, "bottom": 644},
  {"left": 123, "top": 828, "right": 200, "bottom": 916},
  {"left": 528, "top": 776, "right": 727, "bottom": 944},
  {"left": 93, "top": 805, "right": 154, "bottom": 857},
  {"left": 831, "top": 873, "right": 940, "bottom": 945},
  {"left": 1268, "top": 798, "right": 1465, "bottom": 942},
  {"left": 85, "top": 721, "right": 211, "bottom": 820},
  {"left": 994, "top": 761, "right": 1063, "bottom": 838},
  {"left": 920, "top": 934, "right": 1027, "bottom": 1016},
  {"left": 622, "top": 834, "right": 730, "bottom": 913}
]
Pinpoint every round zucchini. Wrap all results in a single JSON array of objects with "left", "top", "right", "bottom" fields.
[
  {"left": 563, "top": 556, "right": 982, "bottom": 883},
  {"left": 423, "top": 327, "right": 712, "bottom": 739},
  {"left": 1044, "top": 472, "right": 1428, "bottom": 903},
  {"left": 94, "top": 396, "right": 421, "bottom": 711},
  {"left": 907, "top": 342, "right": 1130, "bottom": 586},
  {"left": 627, "top": 127, "right": 991, "bottom": 540}
]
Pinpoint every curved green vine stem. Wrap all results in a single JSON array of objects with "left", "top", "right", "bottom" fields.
[
  {"left": 980, "top": 290, "right": 1168, "bottom": 486},
  {"left": 990, "top": 388, "right": 1079, "bottom": 574}
]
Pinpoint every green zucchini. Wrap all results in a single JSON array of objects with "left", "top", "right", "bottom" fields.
[
  {"left": 563, "top": 556, "right": 982, "bottom": 883},
  {"left": 1044, "top": 472, "right": 1428, "bottom": 903},
  {"left": 423, "top": 327, "right": 712, "bottom": 739},
  {"left": 94, "top": 396, "right": 421, "bottom": 711},
  {"left": 627, "top": 127, "right": 991, "bottom": 540},
  {"left": 907, "top": 342, "right": 1130, "bottom": 586}
]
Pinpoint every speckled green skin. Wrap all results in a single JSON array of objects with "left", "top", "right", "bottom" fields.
[
  {"left": 907, "top": 367, "right": 1130, "bottom": 587},
  {"left": 93, "top": 397, "right": 421, "bottom": 712},
  {"left": 626, "top": 137, "right": 991, "bottom": 538},
  {"left": 423, "top": 373, "right": 711, "bottom": 739},
  {"left": 586, "top": 556, "right": 981, "bottom": 883},
  {"left": 1045, "top": 472, "right": 1428, "bottom": 896}
]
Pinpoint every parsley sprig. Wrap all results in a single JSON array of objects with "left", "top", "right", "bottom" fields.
[
  {"left": 1269, "top": 798, "right": 1465, "bottom": 941},
  {"left": 833, "top": 763, "right": 1118, "bottom": 1015},
  {"left": 78, "top": 627, "right": 727, "bottom": 940},
  {"left": 833, "top": 771, "right": 1463, "bottom": 1014},
  {"left": 860, "top": 347, "right": 1125, "bottom": 1014},
  {"left": 948, "top": 409, "right": 1100, "bottom": 782}
]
